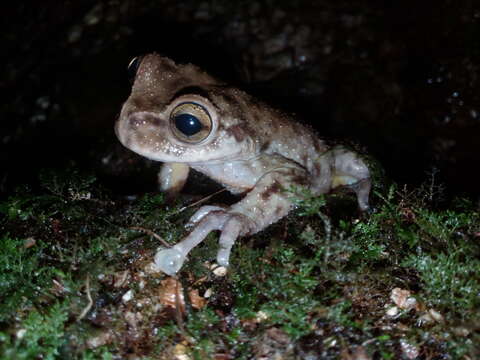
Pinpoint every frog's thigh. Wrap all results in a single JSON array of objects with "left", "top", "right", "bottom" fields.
[
  {"left": 332, "top": 147, "right": 370, "bottom": 181},
  {"left": 158, "top": 162, "right": 190, "bottom": 198},
  {"left": 230, "top": 166, "right": 308, "bottom": 231}
]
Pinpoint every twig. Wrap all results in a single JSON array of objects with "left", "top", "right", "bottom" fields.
[
  {"left": 77, "top": 274, "right": 93, "bottom": 322},
  {"left": 318, "top": 212, "right": 332, "bottom": 264},
  {"left": 174, "top": 276, "right": 195, "bottom": 344},
  {"left": 130, "top": 226, "right": 171, "bottom": 248},
  {"left": 175, "top": 188, "right": 227, "bottom": 214}
]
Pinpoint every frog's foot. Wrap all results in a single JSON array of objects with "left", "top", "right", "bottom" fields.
[
  {"left": 153, "top": 207, "right": 254, "bottom": 275},
  {"left": 350, "top": 177, "right": 371, "bottom": 212},
  {"left": 154, "top": 247, "right": 186, "bottom": 276}
]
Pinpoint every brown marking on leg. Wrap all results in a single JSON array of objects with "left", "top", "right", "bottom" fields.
[{"left": 260, "top": 181, "right": 282, "bottom": 201}]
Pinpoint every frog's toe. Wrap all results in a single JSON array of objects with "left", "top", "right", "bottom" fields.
[{"left": 154, "top": 247, "right": 186, "bottom": 275}]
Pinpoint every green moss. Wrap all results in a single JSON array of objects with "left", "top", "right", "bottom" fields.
[
  {"left": 1, "top": 166, "right": 479, "bottom": 358},
  {"left": 403, "top": 252, "right": 480, "bottom": 315},
  {"left": 0, "top": 236, "right": 57, "bottom": 322},
  {"left": 0, "top": 302, "right": 68, "bottom": 360},
  {"left": 80, "top": 348, "right": 114, "bottom": 360},
  {"left": 232, "top": 242, "right": 324, "bottom": 339}
]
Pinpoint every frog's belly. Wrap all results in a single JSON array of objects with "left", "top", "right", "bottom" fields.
[{"left": 191, "top": 161, "right": 261, "bottom": 194}]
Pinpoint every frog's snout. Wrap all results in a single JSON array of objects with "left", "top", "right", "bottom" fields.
[{"left": 126, "top": 111, "right": 165, "bottom": 131}]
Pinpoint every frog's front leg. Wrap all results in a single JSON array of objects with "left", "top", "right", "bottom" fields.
[
  {"left": 154, "top": 166, "right": 307, "bottom": 275},
  {"left": 158, "top": 162, "right": 190, "bottom": 200}
]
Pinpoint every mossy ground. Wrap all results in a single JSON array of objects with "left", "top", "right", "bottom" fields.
[{"left": 0, "top": 168, "right": 478, "bottom": 359}]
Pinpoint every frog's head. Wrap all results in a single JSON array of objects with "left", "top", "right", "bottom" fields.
[{"left": 115, "top": 54, "right": 260, "bottom": 164}]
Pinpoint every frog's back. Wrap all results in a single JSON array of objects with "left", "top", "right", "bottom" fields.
[{"left": 259, "top": 112, "right": 371, "bottom": 210}]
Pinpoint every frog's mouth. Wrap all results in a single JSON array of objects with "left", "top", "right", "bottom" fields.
[
  {"left": 116, "top": 111, "right": 172, "bottom": 157},
  {"left": 116, "top": 109, "right": 163, "bottom": 144}
]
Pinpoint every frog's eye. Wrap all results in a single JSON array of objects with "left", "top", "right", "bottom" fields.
[
  {"left": 127, "top": 56, "right": 142, "bottom": 82},
  {"left": 170, "top": 102, "right": 212, "bottom": 143}
]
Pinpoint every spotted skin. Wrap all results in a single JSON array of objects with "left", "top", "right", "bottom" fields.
[{"left": 115, "top": 54, "right": 371, "bottom": 275}]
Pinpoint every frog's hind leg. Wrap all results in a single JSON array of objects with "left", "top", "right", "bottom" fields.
[{"left": 331, "top": 146, "right": 371, "bottom": 211}]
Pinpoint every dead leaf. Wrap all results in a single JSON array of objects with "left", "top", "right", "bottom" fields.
[
  {"left": 23, "top": 237, "right": 36, "bottom": 248},
  {"left": 390, "top": 288, "right": 419, "bottom": 311},
  {"left": 341, "top": 346, "right": 371, "bottom": 360},
  {"left": 87, "top": 330, "right": 114, "bottom": 348},
  {"left": 113, "top": 270, "right": 129, "bottom": 288},
  {"left": 159, "top": 278, "right": 206, "bottom": 314}
]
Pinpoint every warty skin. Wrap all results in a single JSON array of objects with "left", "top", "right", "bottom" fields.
[{"left": 116, "top": 54, "right": 371, "bottom": 275}]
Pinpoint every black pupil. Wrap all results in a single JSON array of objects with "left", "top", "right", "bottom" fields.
[{"left": 174, "top": 113, "right": 203, "bottom": 136}]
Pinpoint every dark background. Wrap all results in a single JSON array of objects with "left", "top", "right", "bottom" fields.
[{"left": 1, "top": 0, "right": 479, "bottom": 201}]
